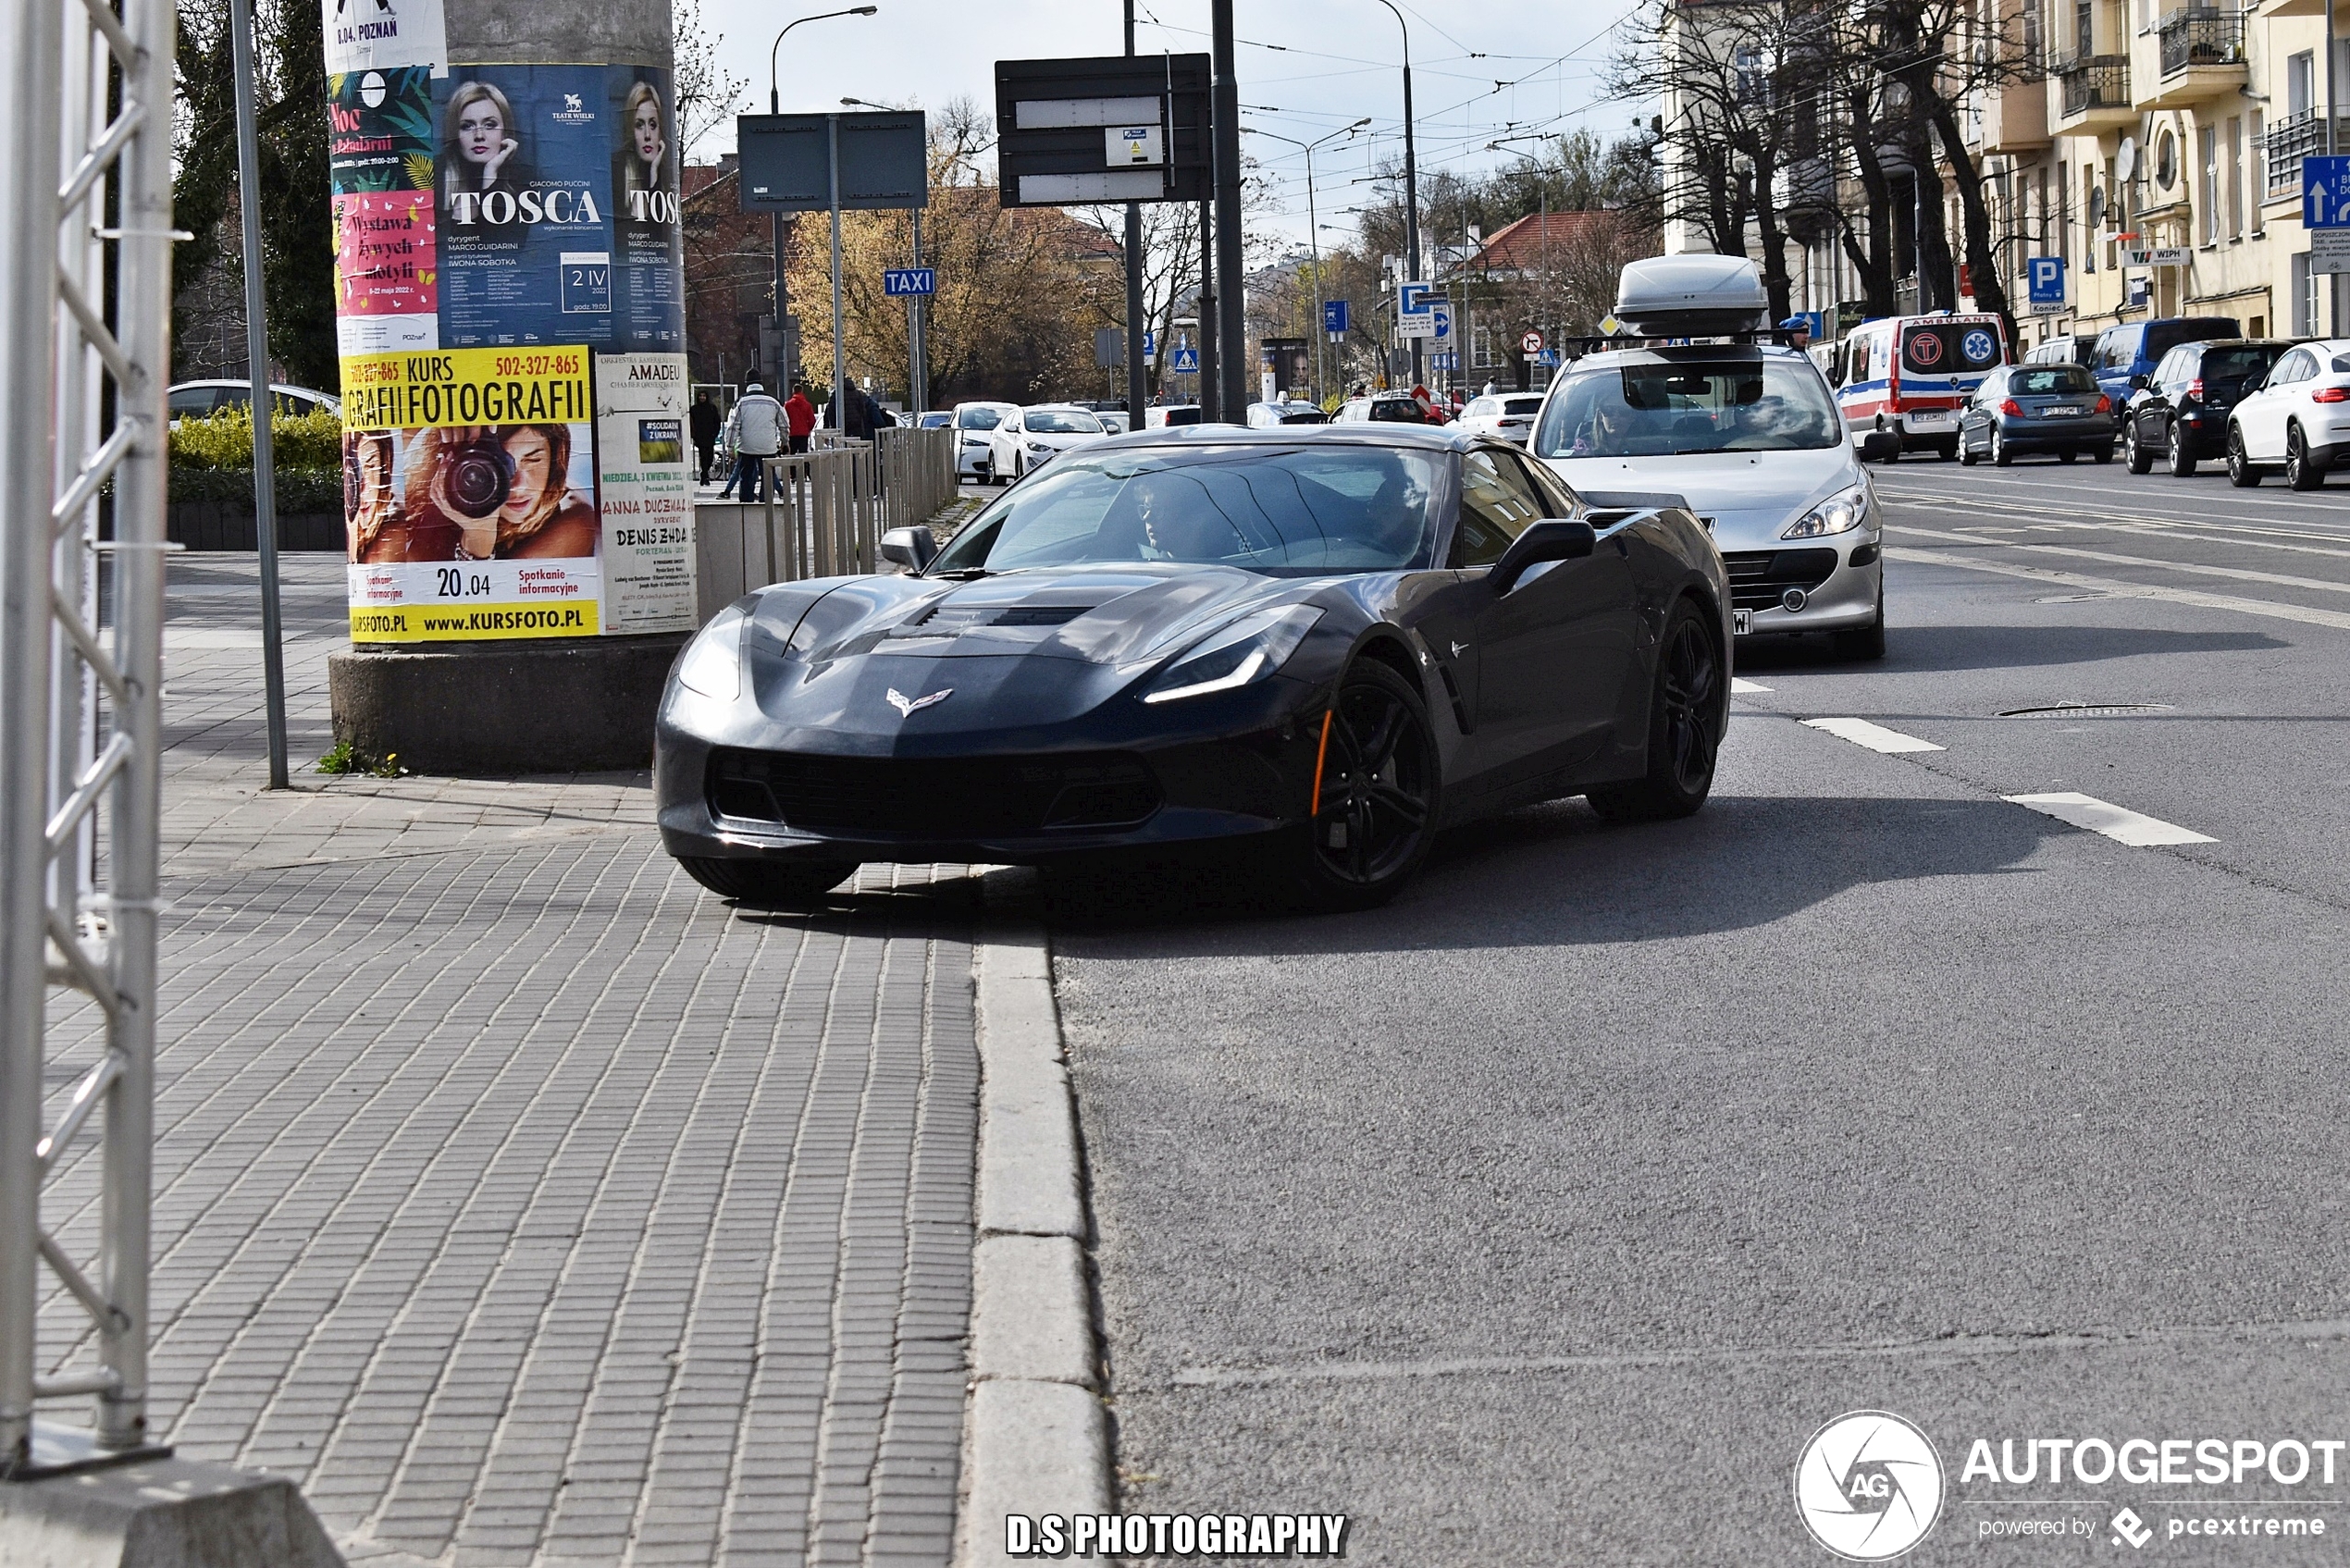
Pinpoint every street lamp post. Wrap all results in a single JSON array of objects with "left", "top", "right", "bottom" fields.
[
  {"left": 1369, "top": 0, "right": 1422, "bottom": 388},
  {"left": 1245, "top": 117, "right": 1370, "bottom": 407},
  {"left": 766, "top": 6, "right": 877, "bottom": 392}
]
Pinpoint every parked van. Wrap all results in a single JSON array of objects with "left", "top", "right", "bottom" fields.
[
  {"left": 2023, "top": 334, "right": 2092, "bottom": 367},
  {"left": 1825, "top": 313, "right": 2011, "bottom": 460},
  {"left": 2086, "top": 316, "right": 2242, "bottom": 407}
]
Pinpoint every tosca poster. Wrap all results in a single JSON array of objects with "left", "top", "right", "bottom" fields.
[{"left": 324, "top": 33, "right": 694, "bottom": 641}]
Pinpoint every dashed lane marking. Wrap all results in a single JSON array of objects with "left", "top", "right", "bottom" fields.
[
  {"left": 2003, "top": 792, "right": 2217, "bottom": 846},
  {"left": 1731, "top": 677, "right": 1771, "bottom": 693},
  {"left": 1880, "top": 544, "right": 2350, "bottom": 633},
  {"left": 1800, "top": 716, "right": 1945, "bottom": 753}
]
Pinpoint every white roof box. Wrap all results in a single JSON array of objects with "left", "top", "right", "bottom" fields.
[{"left": 1614, "top": 253, "right": 1769, "bottom": 338}]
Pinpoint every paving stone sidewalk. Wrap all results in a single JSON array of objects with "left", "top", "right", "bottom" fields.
[{"left": 35, "top": 554, "right": 978, "bottom": 1566}]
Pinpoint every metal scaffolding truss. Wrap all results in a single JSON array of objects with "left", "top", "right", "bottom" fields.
[{"left": 0, "top": 0, "right": 174, "bottom": 1475}]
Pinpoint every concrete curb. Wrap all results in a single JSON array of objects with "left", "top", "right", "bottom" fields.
[{"left": 955, "top": 909, "right": 1111, "bottom": 1568}]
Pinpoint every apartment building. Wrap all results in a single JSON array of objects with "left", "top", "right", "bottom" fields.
[
  {"left": 1966, "top": 0, "right": 2350, "bottom": 346},
  {"left": 1665, "top": 0, "right": 2350, "bottom": 346}
]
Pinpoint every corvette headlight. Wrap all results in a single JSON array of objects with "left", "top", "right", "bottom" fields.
[
  {"left": 1782, "top": 483, "right": 1872, "bottom": 539},
  {"left": 676, "top": 604, "right": 746, "bottom": 700},
  {"left": 1142, "top": 604, "right": 1323, "bottom": 704}
]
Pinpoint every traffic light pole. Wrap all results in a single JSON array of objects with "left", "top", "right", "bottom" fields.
[
  {"left": 1210, "top": 0, "right": 1247, "bottom": 419},
  {"left": 1125, "top": 1, "right": 1147, "bottom": 414}
]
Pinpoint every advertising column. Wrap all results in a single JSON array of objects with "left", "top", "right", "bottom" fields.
[{"left": 324, "top": 0, "right": 693, "bottom": 647}]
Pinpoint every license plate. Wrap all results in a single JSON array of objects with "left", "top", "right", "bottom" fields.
[
  {"left": 1906, "top": 411, "right": 1953, "bottom": 427},
  {"left": 2046, "top": 404, "right": 2084, "bottom": 416},
  {"left": 1733, "top": 610, "right": 1754, "bottom": 636}
]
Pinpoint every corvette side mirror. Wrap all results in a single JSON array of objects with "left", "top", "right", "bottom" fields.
[
  {"left": 880, "top": 526, "right": 937, "bottom": 572},
  {"left": 1489, "top": 519, "right": 1596, "bottom": 595},
  {"left": 1860, "top": 430, "right": 1902, "bottom": 463}
]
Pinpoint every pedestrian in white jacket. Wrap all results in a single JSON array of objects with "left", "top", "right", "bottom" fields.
[{"left": 722, "top": 382, "right": 786, "bottom": 501}]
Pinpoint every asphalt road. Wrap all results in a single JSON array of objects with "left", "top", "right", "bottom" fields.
[{"left": 1050, "top": 454, "right": 2350, "bottom": 1565}]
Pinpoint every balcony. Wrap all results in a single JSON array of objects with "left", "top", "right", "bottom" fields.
[
  {"left": 1974, "top": 69, "right": 2051, "bottom": 150},
  {"left": 2267, "top": 109, "right": 2350, "bottom": 200},
  {"left": 2055, "top": 54, "right": 2134, "bottom": 128},
  {"left": 2134, "top": 7, "right": 2246, "bottom": 106}
]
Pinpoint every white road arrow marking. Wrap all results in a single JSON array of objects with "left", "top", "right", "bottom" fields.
[{"left": 1730, "top": 677, "right": 1771, "bottom": 694}]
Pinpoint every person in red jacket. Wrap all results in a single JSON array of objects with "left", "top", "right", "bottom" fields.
[{"left": 784, "top": 384, "right": 817, "bottom": 453}]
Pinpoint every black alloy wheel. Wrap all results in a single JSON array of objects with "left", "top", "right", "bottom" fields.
[
  {"left": 680, "top": 857, "right": 858, "bottom": 909},
  {"left": 1588, "top": 600, "right": 1724, "bottom": 822},
  {"left": 1297, "top": 661, "right": 1439, "bottom": 909},
  {"left": 2124, "top": 423, "right": 2152, "bottom": 474},
  {"left": 2229, "top": 425, "right": 2261, "bottom": 487},
  {"left": 2288, "top": 424, "right": 2326, "bottom": 490},
  {"left": 2168, "top": 421, "right": 2198, "bottom": 477}
]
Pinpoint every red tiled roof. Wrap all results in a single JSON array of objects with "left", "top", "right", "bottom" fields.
[{"left": 1469, "top": 210, "right": 1610, "bottom": 272}]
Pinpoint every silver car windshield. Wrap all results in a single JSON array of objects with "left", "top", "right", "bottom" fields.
[
  {"left": 930, "top": 445, "right": 1441, "bottom": 575},
  {"left": 1534, "top": 355, "right": 1840, "bottom": 457}
]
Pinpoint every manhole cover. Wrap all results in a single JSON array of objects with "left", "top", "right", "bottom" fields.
[{"left": 1998, "top": 702, "right": 2174, "bottom": 719}]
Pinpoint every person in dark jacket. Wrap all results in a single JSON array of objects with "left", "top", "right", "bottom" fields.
[{"left": 689, "top": 391, "right": 722, "bottom": 482}]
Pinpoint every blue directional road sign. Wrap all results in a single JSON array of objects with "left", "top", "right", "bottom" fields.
[
  {"left": 2309, "top": 157, "right": 2350, "bottom": 228},
  {"left": 883, "top": 267, "right": 937, "bottom": 296},
  {"left": 2026, "top": 255, "right": 2066, "bottom": 305},
  {"left": 1429, "top": 300, "right": 1453, "bottom": 342},
  {"left": 1171, "top": 345, "right": 1200, "bottom": 375},
  {"left": 1430, "top": 351, "right": 1458, "bottom": 372},
  {"left": 1142, "top": 329, "right": 1156, "bottom": 361},
  {"left": 1323, "top": 299, "right": 1350, "bottom": 335}
]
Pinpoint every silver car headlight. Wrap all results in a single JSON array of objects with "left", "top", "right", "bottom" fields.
[
  {"left": 1142, "top": 605, "right": 1323, "bottom": 704},
  {"left": 675, "top": 604, "right": 747, "bottom": 700},
  {"left": 1782, "top": 483, "right": 1872, "bottom": 540}
]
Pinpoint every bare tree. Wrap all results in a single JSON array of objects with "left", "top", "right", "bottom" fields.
[{"left": 673, "top": 0, "right": 748, "bottom": 161}]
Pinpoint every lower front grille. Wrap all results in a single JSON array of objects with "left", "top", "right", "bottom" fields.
[
  {"left": 709, "top": 749, "right": 1162, "bottom": 834},
  {"left": 1720, "top": 548, "right": 1840, "bottom": 611}
]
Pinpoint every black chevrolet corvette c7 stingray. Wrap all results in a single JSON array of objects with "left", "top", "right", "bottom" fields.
[{"left": 654, "top": 423, "right": 1732, "bottom": 909}]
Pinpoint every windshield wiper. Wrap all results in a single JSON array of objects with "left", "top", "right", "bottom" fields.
[{"left": 929, "top": 566, "right": 996, "bottom": 580}]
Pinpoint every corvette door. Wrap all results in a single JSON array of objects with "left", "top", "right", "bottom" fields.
[{"left": 1444, "top": 450, "right": 1634, "bottom": 788}]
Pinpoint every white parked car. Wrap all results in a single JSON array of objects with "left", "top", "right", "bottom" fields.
[
  {"left": 1243, "top": 400, "right": 1328, "bottom": 426},
  {"left": 1453, "top": 391, "right": 1545, "bottom": 445},
  {"left": 167, "top": 379, "right": 340, "bottom": 425},
  {"left": 951, "top": 401, "right": 1019, "bottom": 480},
  {"left": 2226, "top": 338, "right": 2350, "bottom": 489},
  {"left": 985, "top": 404, "right": 1108, "bottom": 483}
]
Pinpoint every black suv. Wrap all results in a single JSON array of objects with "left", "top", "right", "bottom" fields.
[{"left": 2122, "top": 339, "right": 2292, "bottom": 476}]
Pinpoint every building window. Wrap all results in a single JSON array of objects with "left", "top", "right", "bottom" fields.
[
  {"left": 2200, "top": 126, "right": 2219, "bottom": 245},
  {"left": 2294, "top": 250, "right": 2316, "bottom": 336},
  {"left": 2228, "top": 117, "right": 2244, "bottom": 238},
  {"left": 2289, "top": 51, "right": 2315, "bottom": 120},
  {"left": 2251, "top": 107, "right": 2266, "bottom": 228}
]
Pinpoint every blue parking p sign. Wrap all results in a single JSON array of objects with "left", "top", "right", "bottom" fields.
[
  {"left": 2307, "top": 157, "right": 2350, "bottom": 228},
  {"left": 2026, "top": 255, "right": 2065, "bottom": 305}
]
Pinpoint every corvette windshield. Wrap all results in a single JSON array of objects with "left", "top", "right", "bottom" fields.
[
  {"left": 1533, "top": 353, "right": 1840, "bottom": 457},
  {"left": 930, "top": 445, "right": 1441, "bottom": 575}
]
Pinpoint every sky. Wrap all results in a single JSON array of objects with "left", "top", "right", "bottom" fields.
[{"left": 692, "top": 0, "right": 1649, "bottom": 250}]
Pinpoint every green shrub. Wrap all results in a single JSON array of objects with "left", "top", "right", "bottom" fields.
[
  {"left": 169, "top": 402, "right": 344, "bottom": 471},
  {"left": 167, "top": 464, "right": 344, "bottom": 514}
]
